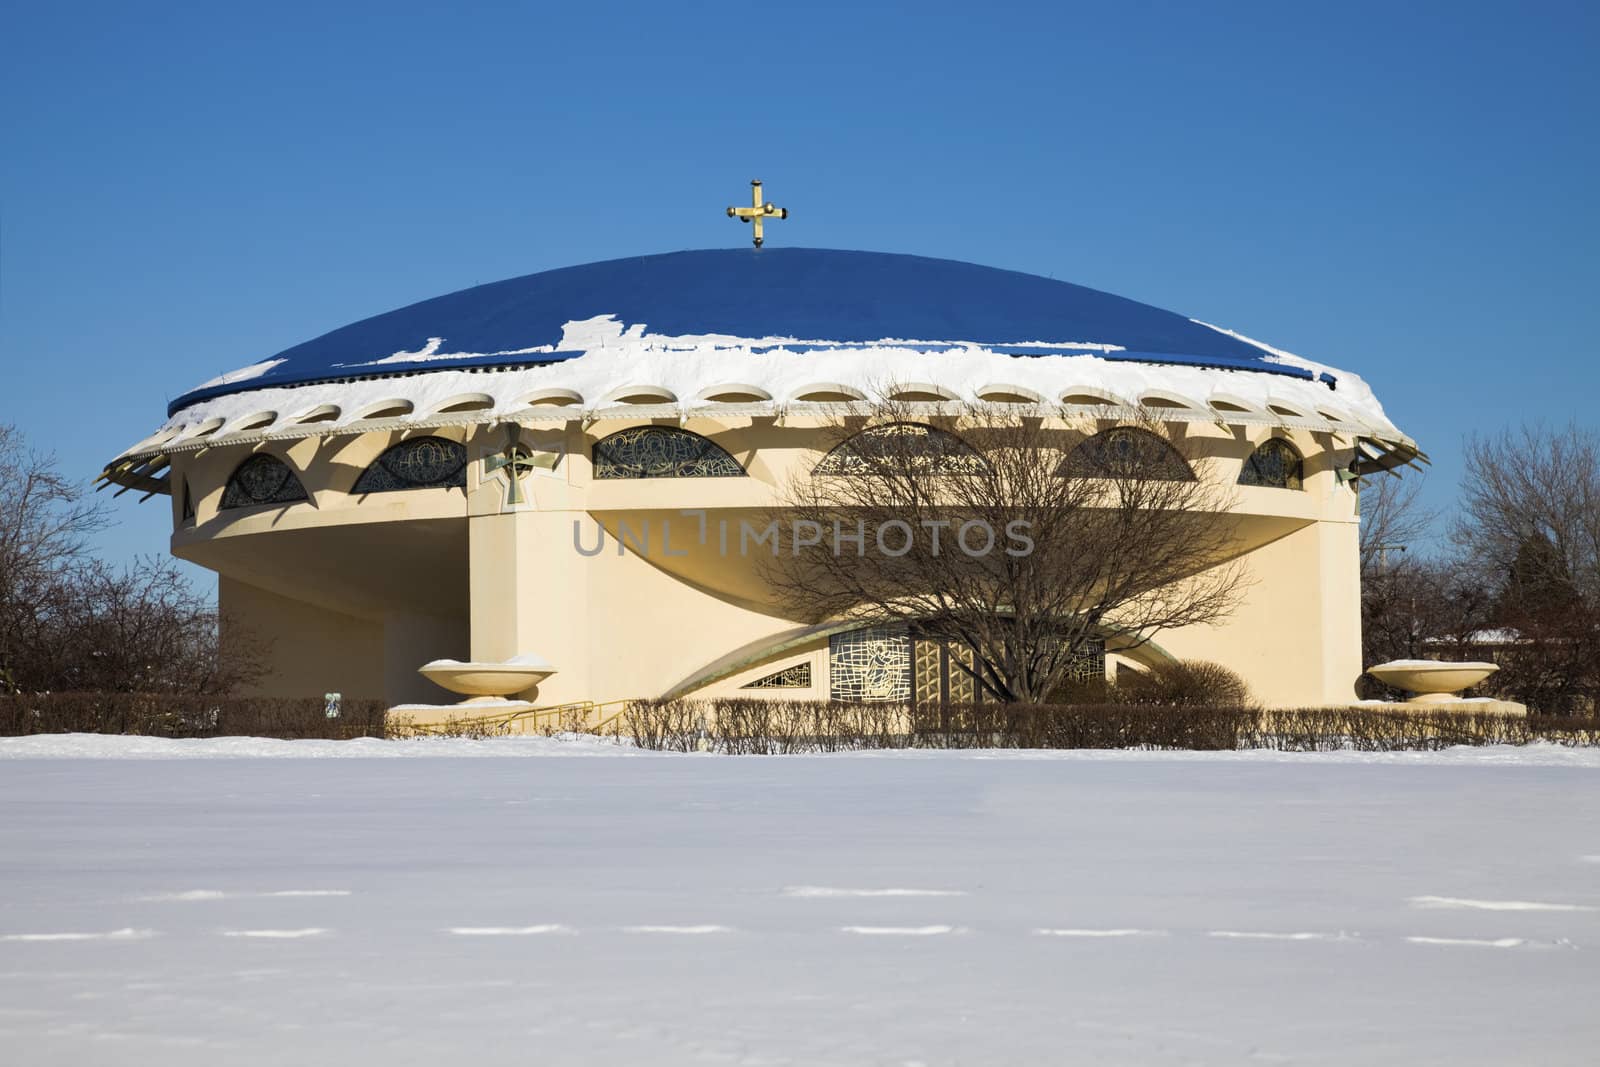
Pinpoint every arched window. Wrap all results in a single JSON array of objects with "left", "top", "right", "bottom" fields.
[
  {"left": 353, "top": 437, "right": 468, "bottom": 493},
  {"left": 741, "top": 662, "right": 812, "bottom": 689},
  {"left": 814, "top": 422, "right": 986, "bottom": 475},
  {"left": 592, "top": 426, "right": 744, "bottom": 479},
  {"left": 219, "top": 454, "right": 308, "bottom": 510},
  {"left": 1060, "top": 427, "right": 1194, "bottom": 481},
  {"left": 1239, "top": 438, "right": 1304, "bottom": 490}
]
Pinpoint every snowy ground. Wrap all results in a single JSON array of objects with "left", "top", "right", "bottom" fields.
[{"left": 1, "top": 736, "right": 1596, "bottom": 1065}]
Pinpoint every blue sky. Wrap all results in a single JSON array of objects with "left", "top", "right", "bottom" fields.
[{"left": 2, "top": 0, "right": 1596, "bottom": 573}]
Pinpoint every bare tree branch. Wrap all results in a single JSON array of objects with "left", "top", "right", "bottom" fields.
[
  {"left": 761, "top": 402, "right": 1249, "bottom": 703},
  {"left": 1448, "top": 423, "right": 1600, "bottom": 714},
  {"left": 0, "top": 424, "right": 263, "bottom": 696},
  {"left": 1358, "top": 473, "right": 1436, "bottom": 577}
]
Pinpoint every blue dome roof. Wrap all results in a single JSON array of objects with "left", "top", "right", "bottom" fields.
[{"left": 171, "top": 248, "right": 1320, "bottom": 416}]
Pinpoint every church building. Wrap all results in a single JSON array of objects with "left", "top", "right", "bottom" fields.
[{"left": 102, "top": 200, "right": 1419, "bottom": 720}]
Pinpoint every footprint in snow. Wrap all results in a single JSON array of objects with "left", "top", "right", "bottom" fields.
[
  {"left": 1, "top": 928, "right": 156, "bottom": 942},
  {"left": 1408, "top": 895, "right": 1596, "bottom": 912},
  {"left": 1402, "top": 936, "right": 1578, "bottom": 949},
  {"left": 221, "top": 928, "right": 328, "bottom": 939},
  {"left": 1208, "top": 931, "right": 1359, "bottom": 942},
  {"left": 141, "top": 889, "right": 352, "bottom": 902},
  {"left": 784, "top": 886, "right": 967, "bottom": 898},
  {"left": 1034, "top": 928, "right": 1167, "bottom": 938}
]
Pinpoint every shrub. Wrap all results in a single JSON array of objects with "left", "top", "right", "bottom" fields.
[
  {"left": 1116, "top": 660, "right": 1254, "bottom": 708},
  {"left": 615, "top": 697, "right": 1599, "bottom": 753},
  {"left": 0, "top": 692, "right": 387, "bottom": 739},
  {"left": 10, "top": 691, "right": 1598, "bottom": 752}
]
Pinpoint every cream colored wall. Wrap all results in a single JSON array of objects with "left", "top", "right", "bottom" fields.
[
  {"left": 221, "top": 576, "right": 386, "bottom": 700},
  {"left": 181, "top": 415, "right": 1369, "bottom": 709},
  {"left": 1155, "top": 519, "right": 1361, "bottom": 706},
  {"left": 1152, "top": 434, "right": 1362, "bottom": 706},
  {"left": 574, "top": 524, "right": 809, "bottom": 705},
  {"left": 384, "top": 613, "right": 469, "bottom": 705}
]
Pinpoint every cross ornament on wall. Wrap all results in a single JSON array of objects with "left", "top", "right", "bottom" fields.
[{"left": 484, "top": 423, "right": 541, "bottom": 506}]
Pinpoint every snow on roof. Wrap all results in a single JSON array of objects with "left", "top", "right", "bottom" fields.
[{"left": 124, "top": 322, "right": 1404, "bottom": 459}]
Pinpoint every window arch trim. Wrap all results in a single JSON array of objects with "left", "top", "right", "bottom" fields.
[
  {"left": 219, "top": 453, "right": 309, "bottom": 510},
  {"left": 814, "top": 422, "right": 987, "bottom": 475},
  {"left": 352, "top": 436, "right": 469, "bottom": 494},
  {"left": 1059, "top": 427, "right": 1195, "bottom": 481},
  {"left": 591, "top": 426, "right": 745, "bottom": 479},
  {"left": 1238, "top": 437, "right": 1305, "bottom": 490}
]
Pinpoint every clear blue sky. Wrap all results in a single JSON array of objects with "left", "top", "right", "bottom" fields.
[{"left": 2, "top": 0, "right": 1596, "bottom": 574}]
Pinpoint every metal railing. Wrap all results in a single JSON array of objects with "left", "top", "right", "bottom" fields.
[{"left": 389, "top": 699, "right": 634, "bottom": 738}]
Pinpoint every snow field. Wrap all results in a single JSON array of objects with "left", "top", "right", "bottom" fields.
[{"left": 0, "top": 741, "right": 1595, "bottom": 1064}]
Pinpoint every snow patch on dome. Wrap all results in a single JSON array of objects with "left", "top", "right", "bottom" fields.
[
  {"left": 361, "top": 335, "right": 557, "bottom": 367},
  {"left": 194, "top": 358, "right": 286, "bottom": 390},
  {"left": 346, "top": 315, "right": 1133, "bottom": 372}
]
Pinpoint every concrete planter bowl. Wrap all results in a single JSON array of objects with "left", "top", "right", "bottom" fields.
[
  {"left": 1366, "top": 660, "right": 1499, "bottom": 704},
  {"left": 418, "top": 658, "right": 554, "bottom": 704}
]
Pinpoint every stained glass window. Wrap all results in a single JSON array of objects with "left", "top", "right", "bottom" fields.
[
  {"left": 828, "top": 626, "right": 912, "bottom": 702},
  {"left": 352, "top": 437, "right": 468, "bottom": 493},
  {"left": 219, "top": 454, "right": 308, "bottom": 510},
  {"left": 1238, "top": 438, "right": 1304, "bottom": 490},
  {"left": 741, "top": 662, "right": 812, "bottom": 689},
  {"left": 913, "top": 638, "right": 981, "bottom": 706},
  {"left": 1061, "top": 427, "right": 1194, "bottom": 481},
  {"left": 814, "top": 422, "right": 986, "bottom": 475},
  {"left": 910, "top": 636, "right": 1104, "bottom": 705},
  {"left": 1063, "top": 639, "right": 1107, "bottom": 681},
  {"left": 592, "top": 427, "right": 744, "bottom": 479}
]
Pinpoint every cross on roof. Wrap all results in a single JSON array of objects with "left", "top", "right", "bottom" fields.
[{"left": 726, "top": 179, "right": 787, "bottom": 248}]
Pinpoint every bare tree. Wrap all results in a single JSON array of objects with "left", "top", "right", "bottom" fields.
[
  {"left": 1454, "top": 424, "right": 1600, "bottom": 599},
  {"left": 0, "top": 425, "right": 106, "bottom": 692},
  {"left": 1358, "top": 473, "right": 1436, "bottom": 578},
  {"left": 763, "top": 404, "right": 1249, "bottom": 703},
  {"left": 0, "top": 424, "right": 262, "bottom": 697},
  {"left": 41, "top": 557, "right": 266, "bottom": 696},
  {"left": 1451, "top": 423, "right": 1600, "bottom": 714}
]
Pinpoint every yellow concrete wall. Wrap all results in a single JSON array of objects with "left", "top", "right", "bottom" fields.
[
  {"left": 1156, "top": 519, "right": 1361, "bottom": 707},
  {"left": 1154, "top": 436, "right": 1362, "bottom": 706},
  {"left": 384, "top": 612, "right": 469, "bottom": 705},
  {"left": 221, "top": 576, "right": 386, "bottom": 701},
  {"left": 184, "top": 417, "right": 1370, "bottom": 709}
]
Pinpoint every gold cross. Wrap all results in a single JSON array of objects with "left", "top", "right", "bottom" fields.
[{"left": 726, "top": 179, "right": 787, "bottom": 247}]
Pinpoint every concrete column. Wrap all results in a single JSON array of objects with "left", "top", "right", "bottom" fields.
[
  {"left": 1314, "top": 518, "right": 1364, "bottom": 704},
  {"left": 467, "top": 508, "right": 590, "bottom": 704}
]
